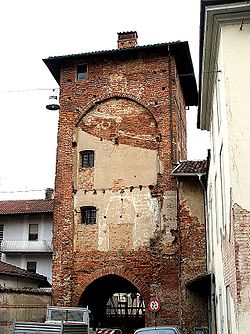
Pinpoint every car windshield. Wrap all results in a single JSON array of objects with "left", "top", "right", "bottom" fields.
[{"left": 138, "top": 330, "right": 177, "bottom": 334}]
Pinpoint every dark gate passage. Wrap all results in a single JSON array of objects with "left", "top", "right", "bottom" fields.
[{"left": 79, "top": 274, "right": 145, "bottom": 334}]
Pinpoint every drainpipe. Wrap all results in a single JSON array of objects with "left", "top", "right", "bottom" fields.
[{"left": 168, "top": 44, "right": 175, "bottom": 164}]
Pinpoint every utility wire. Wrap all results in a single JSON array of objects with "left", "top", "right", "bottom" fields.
[
  {"left": 0, "top": 87, "right": 59, "bottom": 94},
  {"left": 0, "top": 188, "right": 48, "bottom": 194}
]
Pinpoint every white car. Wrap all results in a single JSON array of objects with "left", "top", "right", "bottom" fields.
[{"left": 134, "top": 326, "right": 184, "bottom": 334}]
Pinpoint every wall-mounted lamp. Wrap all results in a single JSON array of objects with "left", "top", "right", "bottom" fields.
[{"left": 46, "top": 89, "right": 60, "bottom": 110}]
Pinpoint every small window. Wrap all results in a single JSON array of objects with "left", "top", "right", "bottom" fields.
[
  {"left": 0, "top": 224, "right": 4, "bottom": 241},
  {"left": 81, "top": 206, "right": 96, "bottom": 225},
  {"left": 29, "top": 224, "right": 38, "bottom": 241},
  {"left": 81, "top": 150, "right": 94, "bottom": 168},
  {"left": 27, "top": 261, "right": 37, "bottom": 273},
  {"left": 0, "top": 224, "right": 4, "bottom": 259},
  {"left": 77, "top": 64, "right": 88, "bottom": 80}
]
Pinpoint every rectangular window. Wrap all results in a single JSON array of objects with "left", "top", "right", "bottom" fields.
[
  {"left": 216, "top": 77, "right": 222, "bottom": 132},
  {"left": 77, "top": 64, "right": 88, "bottom": 80},
  {"left": 214, "top": 174, "right": 220, "bottom": 243},
  {"left": 29, "top": 224, "right": 38, "bottom": 241},
  {"left": 219, "top": 289, "right": 224, "bottom": 334},
  {"left": 27, "top": 261, "right": 37, "bottom": 273},
  {"left": 226, "top": 286, "right": 232, "bottom": 334},
  {"left": 81, "top": 150, "right": 94, "bottom": 168},
  {"left": 220, "top": 145, "right": 226, "bottom": 231},
  {"left": 0, "top": 224, "right": 3, "bottom": 242},
  {"left": 81, "top": 206, "right": 96, "bottom": 225},
  {"left": 0, "top": 225, "right": 3, "bottom": 238},
  {"left": 0, "top": 224, "right": 4, "bottom": 260}
]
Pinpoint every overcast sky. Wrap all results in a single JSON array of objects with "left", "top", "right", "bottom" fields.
[{"left": 0, "top": 0, "right": 209, "bottom": 200}]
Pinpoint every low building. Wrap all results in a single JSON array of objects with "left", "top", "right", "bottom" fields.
[
  {"left": 171, "top": 160, "right": 208, "bottom": 334},
  {"left": 0, "top": 260, "right": 50, "bottom": 289},
  {"left": 0, "top": 261, "right": 51, "bottom": 334},
  {"left": 0, "top": 195, "right": 53, "bottom": 283}
]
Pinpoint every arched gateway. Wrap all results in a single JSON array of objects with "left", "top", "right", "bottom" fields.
[{"left": 78, "top": 274, "right": 145, "bottom": 334}]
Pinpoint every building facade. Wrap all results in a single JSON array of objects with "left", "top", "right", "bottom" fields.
[
  {"left": 0, "top": 261, "right": 51, "bottom": 334},
  {"left": 0, "top": 197, "right": 53, "bottom": 283},
  {"left": 198, "top": 1, "right": 250, "bottom": 333},
  {"left": 44, "top": 32, "right": 207, "bottom": 333},
  {"left": 0, "top": 260, "right": 50, "bottom": 289}
]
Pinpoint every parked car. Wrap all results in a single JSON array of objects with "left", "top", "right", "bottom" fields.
[{"left": 134, "top": 326, "right": 184, "bottom": 334}]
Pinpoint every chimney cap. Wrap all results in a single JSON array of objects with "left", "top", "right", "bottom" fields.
[
  {"left": 117, "top": 31, "right": 138, "bottom": 38},
  {"left": 117, "top": 31, "right": 138, "bottom": 49}
]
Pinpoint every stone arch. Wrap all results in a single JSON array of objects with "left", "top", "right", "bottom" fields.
[
  {"left": 75, "top": 93, "right": 159, "bottom": 127},
  {"left": 75, "top": 266, "right": 149, "bottom": 304},
  {"left": 76, "top": 268, "right": 148, "bottom": 334},
  {"left": 76, "top": 96, "right": 160, "bottom": 150}
]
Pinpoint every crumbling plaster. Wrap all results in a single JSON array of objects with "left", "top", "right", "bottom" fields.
[
  {"left": 74, "top": 129, "right": 177, "bottom": 252},
  {"left": 222, "top": 24, "right": 250, "bottom": 212},
  {"left": 75, "top": 130, "right": 161, "bottom": 190}
]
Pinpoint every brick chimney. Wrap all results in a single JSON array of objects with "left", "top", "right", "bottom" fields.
[{"left": 117, "top": 31, "right": 138, "bottom": 49}]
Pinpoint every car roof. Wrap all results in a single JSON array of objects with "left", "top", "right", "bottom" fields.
[{"left": 135, "top": 327, "right": 182, "bottom": 334}]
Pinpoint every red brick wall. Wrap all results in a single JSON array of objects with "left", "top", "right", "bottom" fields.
[
  {"left": 222, "top": 203, "right": 250, "bottom": 326},
  {"left": 78, "top": 98, "right": 159, "bottom": 150},
  {"left": 178, "top": 177, "right": 208, "bottom": 332}
]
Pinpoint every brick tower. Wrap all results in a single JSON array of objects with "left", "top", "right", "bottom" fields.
[{"left": 44, "top": 32, "right": 205, "bottom": 333}]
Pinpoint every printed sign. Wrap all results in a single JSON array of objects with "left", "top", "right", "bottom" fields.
[{"left": 148, "top": 299, "right": 160, "bottom": 312}]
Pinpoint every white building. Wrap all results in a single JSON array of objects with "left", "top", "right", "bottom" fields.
[
  {"left": 0, "top": 197, "right": 53, "bottom": 283},
  {"left": 198, "top": 1, "right": 250, "bottom": 333}
]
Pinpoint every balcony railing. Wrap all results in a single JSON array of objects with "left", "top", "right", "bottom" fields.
[{"left": 0, "top": 240, "right": 52, "bottom": 253}]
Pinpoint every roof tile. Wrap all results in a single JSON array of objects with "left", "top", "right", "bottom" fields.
[
  {"left": 0, "top": 199, "right": 53, "bottom": 215},
  {"left": 0, "top": 261, "right": 50, "bottom": 285},
  {"left": 171, "top": 160, "right": 207, "bottom": 176}
]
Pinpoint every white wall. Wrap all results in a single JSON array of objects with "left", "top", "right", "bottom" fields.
[
  {"left": 0, "top": 275, "right": 39, "bottom": 289},
  {"left": 222, "top": 23, "right": 250, "bottom": 211},
  {"left": 205, "top": 20, "right": 250, "bottom": 334},
  {"left": 1, "top": 213, "right": 52, "bottom": 283}
]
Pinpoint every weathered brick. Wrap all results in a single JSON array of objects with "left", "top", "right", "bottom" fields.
[{"left": 49, "top": 36, "right": 207, "bottom": 334}]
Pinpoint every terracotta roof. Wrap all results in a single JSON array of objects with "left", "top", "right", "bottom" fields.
[
  {"left": 0, "top": 199, "right": 53, "bottom": 215},
  {"left": 171, "top": 160, "right": 207, "bottom": 176},
  {"left": 0, "top": 261, "right": 51, "bottom": 286}
]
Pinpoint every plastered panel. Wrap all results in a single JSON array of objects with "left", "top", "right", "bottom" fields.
[
  {"left": 76, "top": 131, "right": 158, "bottom": 190},
  {"left": 74, "top": 188, "right": 160, "bottom": 252}
]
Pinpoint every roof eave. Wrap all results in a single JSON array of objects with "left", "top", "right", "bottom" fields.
[
  {"left": 0, "top": 211, "right": 53, "bottom": 215},
  {"left": 0, "top": 272, "right": 51, "bottom": 287},
  {"left": 198, "top": 0, "right": 250, "bottom": 129},
  {"left": 171, "top": 172, "right": 206, "bottom": 177},
  {"left": 43, "top": 41, "right": 198, "bottom": 106}
]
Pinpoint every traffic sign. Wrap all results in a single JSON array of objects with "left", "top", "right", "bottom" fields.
[{"left": 148, "top": 299, "right": 160, "bottom": 312}]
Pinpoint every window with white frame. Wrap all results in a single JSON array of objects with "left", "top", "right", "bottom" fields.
[
  {"left": 28, "top": 224, "right": 38, "bottom": 241},
  {"left": 0, "top": 224, "right": 3, "bottom": 259},
  {"left": 219, "top": 289, "right": 224, "bottom": 334},
  {"left": 214, "top": 174, "right": 220, "bottom": 243},
  {"left": 219, "top": 145, "right": 226, "bottom": 232}
]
